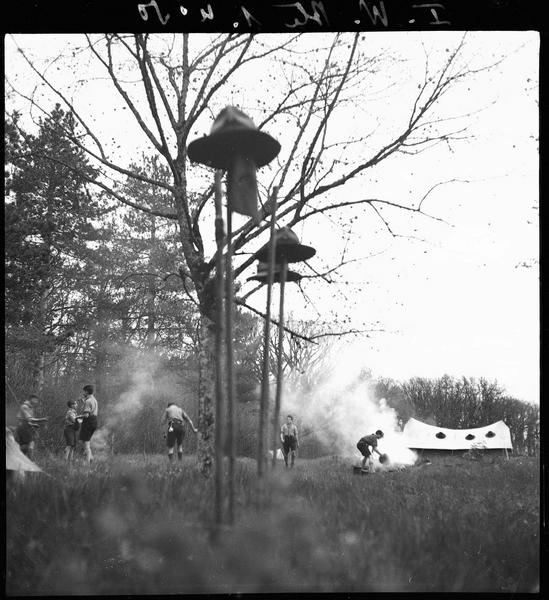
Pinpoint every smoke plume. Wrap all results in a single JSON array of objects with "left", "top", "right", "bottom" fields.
[
  {"left": 90, "top": 347, "right": 188, "bottom": 455},
  {"left": 281, "top": 342, "right": 417, "bottom": 468}
]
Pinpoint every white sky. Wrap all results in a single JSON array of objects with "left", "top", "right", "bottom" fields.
[{"left": 4, "top": 32, "right": 539, "bottom": 404}]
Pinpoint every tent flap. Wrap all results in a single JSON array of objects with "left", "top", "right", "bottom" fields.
[{"left": 6, "top": 428, "right": 43, "bottom": 472}]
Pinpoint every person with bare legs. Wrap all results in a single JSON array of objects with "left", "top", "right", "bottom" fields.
[
  {"left": 280, "top": 414, "right": 299, "bottom": 468},
  {"left": 164, "top": 402, "right": 197, "bottom": 461},
  {"left": 63, "top": 399, "right": 79, "bottom": 462},
  {"left": 78, "top": 385, "right": 98, "bottom": 464},
  {"left": 16, "top": 394, "right": 48, "bottom": 460},
  {"left": 356, "top": 430, "right": 384, "bottom": 472}
]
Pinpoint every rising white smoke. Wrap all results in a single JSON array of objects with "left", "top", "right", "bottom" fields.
[
  {"left": 281, "top": 342, "right": 417, "bottom": 468},
  {"left": 91, "top": 348, "right": 186, "bottom": 455}
]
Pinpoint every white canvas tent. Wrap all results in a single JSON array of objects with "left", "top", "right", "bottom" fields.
[
  {"left": 402, "top": 418, "right": 512, "bottom": 452},
  {"left": 268, "top": 449, "right": 285, "bottom": 460},
  {"left": 6, "top": 427, "right": 42, "bottom": 473}
]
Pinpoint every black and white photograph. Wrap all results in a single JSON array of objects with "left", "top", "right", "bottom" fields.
[{"left": 4, "top": 2, "right": 540, "bottom": 594}]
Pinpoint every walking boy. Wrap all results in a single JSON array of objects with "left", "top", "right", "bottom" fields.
[
  {"left": 280, "top": 414, "right": 299, "bottom": 468},
  {"left": 164, "top": 402, "right": 197, "bottom": 461}
]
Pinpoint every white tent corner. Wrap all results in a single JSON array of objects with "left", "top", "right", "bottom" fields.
[{"left": 6, "top": 427, "right": 43, "bottom": 473}]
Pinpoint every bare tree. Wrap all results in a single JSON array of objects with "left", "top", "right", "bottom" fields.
[{"left": 5, "top": 32, "right": 504, "bottom": 475}]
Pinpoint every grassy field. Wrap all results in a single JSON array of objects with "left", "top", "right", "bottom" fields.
[{"left": 6, "top": 453, "right": 539, "bottom": 594}]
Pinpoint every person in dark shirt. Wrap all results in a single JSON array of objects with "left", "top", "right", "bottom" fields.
[
  {"left": 16, "top": 394, "right": 48, "bottom": 460},
  {"left": 356, "top": 430, "right": 384, "bottom": 470}
]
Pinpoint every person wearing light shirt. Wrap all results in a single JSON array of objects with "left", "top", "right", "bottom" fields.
[
  {"left": 77, "top": 385, "right": 98, "bottom": 464},
  {"left": 164, "top": 402, "right": 197, "bottom": 461},
  {"left": 280, "top": 414, "right": 299, "bottom": 468}
]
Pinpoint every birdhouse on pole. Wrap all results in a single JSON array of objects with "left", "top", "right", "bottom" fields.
[
  {"left": 254, "top": 227, "right": 316, "bottom": 264},
  {"left": 187, "top": 106, "right": 281, "bottom": 222},
  {"left": 247, "top": 261, "right": 303, "bottom": 284}
]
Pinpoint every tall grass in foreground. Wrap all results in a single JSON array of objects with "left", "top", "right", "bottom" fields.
[{"left": 6, "top": 455, "right": 539, "bottom": 594}]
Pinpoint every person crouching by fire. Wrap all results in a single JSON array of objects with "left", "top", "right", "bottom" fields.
[
  {"left": 356, "top": 430, "right": 384, "bottom": 471},
  {"left": 280, "top": 414, "right": 299, "bottom": 468},
  {"left": 164, "top": 402, "right": 198, "bottom": 461},
  {"left": 77, "top": 385, "right": 98, "bottom": 464}
]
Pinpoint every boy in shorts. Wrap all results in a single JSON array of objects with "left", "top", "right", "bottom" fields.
[
  {"left": 63, "top": 399, "right": 79, "bottom": 461},
  {"left": 164, "top": 402, "right": 197, "bottom": 461},
  {"left": 16, "top": 394, "right": 48, "bottom": 460},
  {"left": 356, "top": 430, "right": 384, "bottom": 471},
  {"left": 280, "top": 414, "right": 299, "bottom": 468},
  {"left": 78, "top": 385, "right": 98, "bottom": 463}
]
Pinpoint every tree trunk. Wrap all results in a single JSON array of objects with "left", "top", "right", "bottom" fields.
[
  {"left": 32, "top": 284, "right": 50, "bottom": 396},
  {"left": 197, "top": 315, "right": 216, "bottom": 477},
  {"left": 32, "top": 352, "right": 46, "bottom": 397},
  {"left": 94, "top": 292, "right": 109, "bottom": 399},
  {"left": 146, "top": 214, "right": 157, "bottom": 348}
]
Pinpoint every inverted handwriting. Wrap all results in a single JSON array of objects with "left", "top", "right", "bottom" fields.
[
  {"left": 358, "top": 0, "right": 388, "bottom": 27},
  {"left": 275, "top": 1, "right": 330, "bottom": 29},
  {"left": 137, "top": 1, "right": 170, "bottom": 25},
  {"left": 241, "top": 5, "right": 262, "bottom": 27},
  {"left": 200, "top": 3, "right": 214, "bottom": 22},
  {"left": 412, "top": 3, "right": 451, "bottom": 25},
  {"left": 132, "top": 1, "right": 454, "bottom": 30}
]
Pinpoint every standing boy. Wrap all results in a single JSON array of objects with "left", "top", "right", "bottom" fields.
[
  {"left": 280, "top": 414, "right": 299, "bottom": 468},
  {"left": 78, "top": 385, "right": 98, "bottom": 464},
  {"left": 16, "top": 394, "right": 48, "bottom": 460},
  {"left": 63, "top": 399, "right": 79, "bottom": 462}
]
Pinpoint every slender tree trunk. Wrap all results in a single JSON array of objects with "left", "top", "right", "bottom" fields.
[
  {"left": 197, "top": 315, "right": 216, "bottom": 478},
  {"left": 214, "top": 171, "right": 226, "bottom": 527},
  {"left": 32, "top": 284, "right": 50, "bottom": 396},
  {"left": 146, "top": 214, "right": 157, "bottom": 348},
  {"left": 32, "top": 353, "right": 46, "bottom": 397},
  {"left": 225, "top": 205, "right": 236, "bottom": 523},
  {"left": 271, "top": 260, "right": 287, "bottom": 467},
  {"left": 258, "top": 188, "right": 279, "bottom": 476},
  {"left": 94, "top": 292, "right": 110, "bottom": 399}
]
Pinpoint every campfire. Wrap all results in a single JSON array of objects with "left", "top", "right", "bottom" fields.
[{"left": 352, "top": 452, "right": 415, "bottom": 475}]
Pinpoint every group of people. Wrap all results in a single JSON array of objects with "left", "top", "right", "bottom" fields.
[
  {"left": 15, "top": 385, "right": 98, "bottom": 464},
  {"left": 16, "top": 387, "right": 383, "bottom": 470},
  {"left": 62, "top": 385, "right": 99, "bottom": 463},
  {"left": 161, "top": 405, "right": 301, "bottom": 468}
]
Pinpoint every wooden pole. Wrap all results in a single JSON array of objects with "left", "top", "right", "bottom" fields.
[
  {"left": 213, "top": 170, "right": 225, "bottom": 531},
  {"left": 258, "top": 186, "right": 279, "bottom": 477},
  {"left": 271, "top": 259, "right": 287, "bottom": 468},
  {"left": 225, "top": 204, "right": 236, "bottom": 524}
]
